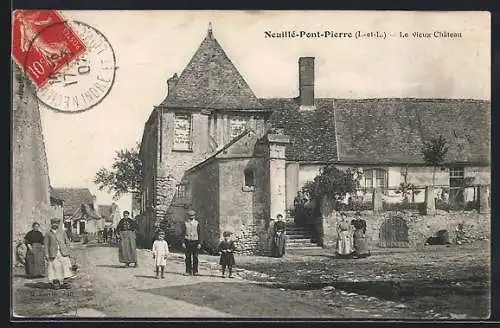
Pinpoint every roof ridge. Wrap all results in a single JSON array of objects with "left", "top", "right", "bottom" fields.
[
  {"left": 162, "top": 32, "right": 263, "bottom": 110},
  {"left": 260, "top": 97, "right": 489, "bottom": 102}
]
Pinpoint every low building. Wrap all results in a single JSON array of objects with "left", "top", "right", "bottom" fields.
[{"left": 50, "top": 188, "right": 101, "bottom": 235}]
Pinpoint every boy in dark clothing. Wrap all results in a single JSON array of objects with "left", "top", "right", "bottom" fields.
[{"left": 219, "top": 231, "right": 236, "bottom": 278}]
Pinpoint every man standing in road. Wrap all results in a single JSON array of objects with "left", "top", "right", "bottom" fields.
[{"left": 181, "top": 210, "right": 201, "bottom": 276}]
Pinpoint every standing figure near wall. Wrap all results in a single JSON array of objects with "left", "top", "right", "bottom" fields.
[
  {"left": 351, "top": 211, "right": 370, "bottom": 258},
  {"left": 271, "top": 214, "right": 286, "bottom": 257},
  {"left": 336, "top": 212, "right": 353, "bottom": 258},
  {"left": 24, "top": 222, "right": 46, "bottom": 278}
]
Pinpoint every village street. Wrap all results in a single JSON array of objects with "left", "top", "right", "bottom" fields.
[{"left": 13, "top": 240, "right": 490, "bottom": 319}]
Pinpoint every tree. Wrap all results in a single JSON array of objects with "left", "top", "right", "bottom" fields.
[
  {"left": 396, "top": 166, "right": 421, "bottom": 207},
  {"left": 302, "top": 165, "right": 361, "bottom": 212},
  {"left": 421, "top": 135, "right": 449, "bottom": 187},
  {"left": 94, "top": 143, "right": 142, "bottom": 200}
]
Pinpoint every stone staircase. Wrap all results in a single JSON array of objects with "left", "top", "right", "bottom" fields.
[{"left": 285, "top": 222, "right": 323, "bottom": 251}]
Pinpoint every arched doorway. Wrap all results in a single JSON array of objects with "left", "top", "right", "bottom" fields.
[{"left": 379, "top": 216, "right": 409, "bottom": 248}]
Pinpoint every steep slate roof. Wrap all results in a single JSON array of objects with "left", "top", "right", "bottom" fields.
[
  {"left": 333, "top": 98, "right": 490, "bottom": 165},
  {"left": 266, "top": 98, "right": 490, "bottom": 165},
  {"left": 152, "top": 27, "right": 490, "bottom": 166},
  {"left": 50, "top": 188, "right": 95, "bottom": 217},
  {"left": 265, "top": 98, "right": 338, "bottom": 162},
  {"left": 161, "top": 26, "right": 263, "bottom": 110}
]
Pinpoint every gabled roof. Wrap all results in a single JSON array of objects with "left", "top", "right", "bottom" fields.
[
  {"left": 50, "top": 188, "right": 95, "bottom": 216},
  {"left": 79, "top": 204, "right": 102, "bottom": 220},
  {"left": 267, "top": 97, "right": 490, "bottom": 165},
  {"left": 185, "top": 129, "right": 259, "bottom": 174},
  {"left": 161, "top": 24, "right": 263, "bottom": 110}
]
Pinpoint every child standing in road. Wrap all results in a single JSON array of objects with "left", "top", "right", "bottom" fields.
[
  {"left": 152, "top": 231, "right": 169, "bottom": 279},
  {"left": 219, "top": 231, "right": 236, "bottom": 278}
]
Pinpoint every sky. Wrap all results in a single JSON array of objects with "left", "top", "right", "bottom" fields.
[{"left": 35, "top": 10, "right": 490, "bottom": 211}]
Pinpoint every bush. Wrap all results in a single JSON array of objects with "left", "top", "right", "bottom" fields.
[
  {"left": 436, "top": 199, "right": 479, "bottom": 212},
  {"left": 382, "top": 202, "right": 423, "bottom": 212},
  {"left": 435, "top": 199, "right": 451, "bottom": 211},
  {"left": 336, "top": 201, "right": 372, "bottom": 211}
]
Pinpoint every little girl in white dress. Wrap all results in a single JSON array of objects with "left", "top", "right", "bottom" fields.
[{"left": 152, "top": 231, "right": 170, "bottom": 279}]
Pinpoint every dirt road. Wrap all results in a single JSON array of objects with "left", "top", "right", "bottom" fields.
[
  {"left": 13, "top": 243, "right": 422, "bottom": 318},
  {"left": 19, "top": 241, "right": 490, "bottom": 318}
]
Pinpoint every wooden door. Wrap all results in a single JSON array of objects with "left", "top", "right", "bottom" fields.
[{"left": 379, "top": 216, "right": 409, "bottom": 248}]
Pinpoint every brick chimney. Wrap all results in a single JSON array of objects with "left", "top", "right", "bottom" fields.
[
  {"left": 298, "top": 57, "right": 315, "bottom": 110},
  {"left": 167, "top": 73, "right": 179, "bottom": 96}
]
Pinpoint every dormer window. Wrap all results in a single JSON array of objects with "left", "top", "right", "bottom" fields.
[{"left": 230, "top": 116, "right": 249, "bottom": 139}]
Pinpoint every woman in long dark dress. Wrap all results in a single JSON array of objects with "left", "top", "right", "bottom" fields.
[
  {"left": 24, "top": 222, "right": 46, "bottom": 278},
  {"left": 272, "top": 214, "right": 286, "bottom": 258},
  {"left": 116, "top": 211, "right": 138, "bottom": 267},
  {"left": 351, "top": 212, "right": 370, "bottom": 258}
]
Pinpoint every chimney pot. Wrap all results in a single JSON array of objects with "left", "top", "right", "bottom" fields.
[
  {"left": 298, "top": 57, "right": 315, "bottom": 110},
  {"left": 167, "top": 73, "right": 179, "bottom": 96}
]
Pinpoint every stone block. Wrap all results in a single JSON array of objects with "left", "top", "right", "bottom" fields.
[
  {"left": 479, "top": 185, "right": 490, "bottom": 214},
  {"left": 372, "top": 188, "right": 383, "bottom": 213},
  {"left": 424, "top": 186, "right": 436, "bottom": 215}
]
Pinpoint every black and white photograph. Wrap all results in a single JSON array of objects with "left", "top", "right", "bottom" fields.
[{"left": 11, "top": 10, "right": 491, "bottom": 319}]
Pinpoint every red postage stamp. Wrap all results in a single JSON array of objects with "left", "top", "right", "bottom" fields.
[{"left": 12, "top": 10, "right": 87, "bottom": 88}]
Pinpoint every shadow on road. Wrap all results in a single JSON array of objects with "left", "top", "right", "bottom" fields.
[
  {"left": 140, "top": 281, "right": 335, "bottom": 317},
  {"left": 96, "top": 264, "right": 129, "bottom": 269},
  {"left": 254, "top": 277, "right": 489, "bottom": 318},
  {"left": 134, "top": 275, "right": 159, "bottom": 279},
  {"left": 25, "top": 282, "right": 53, "bottom": 289}
]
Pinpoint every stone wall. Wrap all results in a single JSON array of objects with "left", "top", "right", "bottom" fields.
[
  {"left": 321, "top": 208, "right": 490, "bottom": 249},
  {"left": 12, "top": 63, "right": 53, "bottom": 264},
  {"left": 219, "top": 158, "right": 269, "bottom": 255},
  {"left": 138, "top": 109, "right": 159, "bottom": 248},
  {"left": 185, "top": 160, "right": 220, "bottom": 251},
  {"left": 285, "top": 162, "right": 299, "bottom": 210}
]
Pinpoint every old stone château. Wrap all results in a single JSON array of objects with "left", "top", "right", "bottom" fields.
[{"left": 138, "top": 24, "right": 490, "bottom": 254}]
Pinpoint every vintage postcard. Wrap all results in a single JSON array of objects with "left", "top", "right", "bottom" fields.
[{"left": 11, "top": 10, "right": 491, "bottom": 319}]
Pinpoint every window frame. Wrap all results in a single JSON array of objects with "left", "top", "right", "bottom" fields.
[
  {"left": 173, "top": 113, "right": 193, "bottom": 152},
  {"left": 176, "top": 184, "right": 187, "bottom": 199},
  {"left": 449, "top": 167, "right": 465, "bottom": 179},
  {"left": 242, "top": 168, "right": 255, "bottom": 192},
  {"left": 363, "top": 168, "right": 388, "bottom": 192}
]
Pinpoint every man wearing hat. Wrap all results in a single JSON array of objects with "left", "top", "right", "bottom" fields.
[
  {"left": 44, "top": 218, "right": 74, "bottom": 289},
  {"left": 116, "top": 210, "right": 138, "bottom": 267},
  {"left": 181, "top": 209, "right": 201, "bottom": 276}
]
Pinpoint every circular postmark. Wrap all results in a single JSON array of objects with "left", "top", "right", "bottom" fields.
[{"left": 24, "top": 20, "right": 117, "bottom": 113}]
